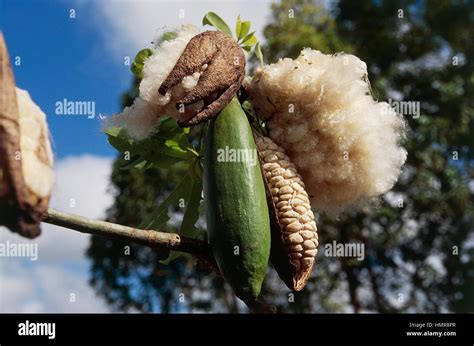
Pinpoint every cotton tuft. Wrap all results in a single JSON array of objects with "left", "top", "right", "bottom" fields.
[
  {"left": 103, "top": 24, "right": 201, "bottom": 140},
  {"left": 247, "top": 49, "right": 407, "bottom": 215},
  {"left": 16, "top": 88, "right": 55, "bottom": 198}
]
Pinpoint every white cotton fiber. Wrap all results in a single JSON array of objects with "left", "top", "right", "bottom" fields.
[
  {"left": 140, "top": 24, "right": 200, "bottom": 105},
  {"left": 102, "top": 97, "right": 160, "bottom": 141},
  {"left": 16, "top": 88, "right": 55, "bottom": 198},
  {"left": 248, "top": 49, "right": 407, "bottom": 216},
  {"left": 103, "top": 24, "right": 201, "bottom": 140}
]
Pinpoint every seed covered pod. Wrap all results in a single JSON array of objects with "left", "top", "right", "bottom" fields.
[
  {"left": 0, "top": 33, "right": 54, "bottom": 238},
  {"left": 254, "top": 133, "right": 318, "bottom": 291}
]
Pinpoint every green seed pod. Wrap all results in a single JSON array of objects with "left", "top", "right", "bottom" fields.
[{"left": 204, "top": 98, "right": 270, "bottom": 304}]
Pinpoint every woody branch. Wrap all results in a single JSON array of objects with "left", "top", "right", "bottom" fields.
[{"left": 42, "top": 208, "right": 211, "bottom": 257}]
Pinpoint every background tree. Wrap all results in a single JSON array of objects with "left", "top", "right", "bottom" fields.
[
  {"left": 86, "top": 78, "right": 244, "bottom": 312},
  {"left": 87, "top": 0, "right": 474, "bottom": 313}
]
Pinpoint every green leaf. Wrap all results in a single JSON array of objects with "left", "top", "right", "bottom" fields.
[
  {"left": 235, "top": 15, "right": 242, "bottom": 39},
  {"left": 162, "top": 176, "right": 203, "bottom": 264},
  {"left": 154, "top": 117, "right": 185, "bottom": 140},
  {"left": 138, "top": 174, "right": 194, "bottom": 230},
  {"left": 149, "top": 154, "right": 183, "bottom": 169},
  {"left": 157, "top": 143, "right": 189, "bottom": 159},
  {"left": 173, "top": 132, "right": 194, "bottom": 151},
  {"left": 161, "top": 31, "right": 177, "bottom": 41},
  {"left": 241, "top": 100, "right": 255, "bottom": 118},
  {"left": 242, "top": 45, "right": 252, "bottom": 52},
  {"left": 177, "top": 176, "right": 202, "bottom": 239},
  {"left": 107, "top": 132, "right": 132, "bottom": 153},
  {"left": 135, "top": 48, "right": 154, "bottom": 64},
  {"left": 120, "top": 155, "right": 144, "bottom": 170},
  {"left": 202, "top": 12, "right": 232, "bottom": 37},
  {"left": 254, "top": 42, "right": 264, "bottom": 65},
  {"left": 135, "top": 139, "right": 187, "bottom": 168},
  {"left": 135, "top": 160, "right": 149, "bottom": 170},
  {"left": 104, "top": 127, "right": 123, "bottom": 138},
  {"left": 106, "top": 118, "right": 196, "bottom": 170},
  {"left": 241, "top": 32, "right": 257, "bottom": 46},
  {"left": 130, "top": 48, "right": 153, "bottom": 79},
  {"left": 238, "top": 21, "right": 251, "bottom": 41}
]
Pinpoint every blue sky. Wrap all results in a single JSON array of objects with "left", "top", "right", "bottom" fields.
[
  {"left": 0, "top": 0, "right": 272, "bottom": 312},
  {"left": 1, "top": 0, "right": 272, "bottom": 159},
  {"left": 2, "top": 0, "right": 131, "bottom": 158}
]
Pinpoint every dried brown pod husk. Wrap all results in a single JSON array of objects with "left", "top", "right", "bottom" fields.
[
  {"left": 159, "top": 30, "right": 246, "bottom": 127},
  {"left": 254, "top": 131, "right": 318, "bottom": 291},
  {"left": 0, "top": 32, "right": 54, "bottom": 238}
]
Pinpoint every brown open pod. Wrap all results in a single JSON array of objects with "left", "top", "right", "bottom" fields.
[
  {"left": 158, "top": 30, "right": 246, "bottom": 127},
  {"left": 254, "top": 131, "right": 319, "bottom": 291},
  {"left": 0, "top": 32, "right": 54, "bottom": 238}
]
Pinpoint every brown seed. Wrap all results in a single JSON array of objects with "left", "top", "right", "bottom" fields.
[
  {"left": 290, "top": 252, "right": 303, "bottom": 259},
  {"left": 263, "top": 153, "right": 279, "bottom": 163},
  {"left": 272, "top": 168, "right": 286, "bottom": 177},
  {"left": 279, "top": 206, "right": 293, "bottom": 212},
  {"left": 270, "top": 188, "right": 279, "bottom": 195},
  {"left": 264, "top": 162, "right": 279, "bottom": 171},
  {"left": 279, "top": 194, "right": 294, "bottom": 201},
  {"left": 289, "top": 198, "right": 306, "bottom": 206},
  {"left": 279, "top": 161, "right": 291, "bottom": 169},
  {"left": 287, "top": 233, "right": 304, "bottom": 244},
  {"left": 270, "top": 176, "right": 284, "bottom": 185},
  {"left": 294, "top": 205, "right": 308, "bottom": 214},
  {"left": 289, "top": 244, "right": 304, "bottom": 252},
  {"left": 275, "top": 179, "right": 290, "bottom": 188},
  {"left": 283, "top": 170, "right": 296, "bottom": 179},
  {"left": 279, "top": 186, "right": 294, "bottom": 195},
  {"left": 280, "top": 217, "right": 298, "bottom": 225},
  {"left": 276, "top": 201, "right": 289, "bottom": 209},
  {"left": 300, "top": 213, "right": 314, "bottom": 223},
  {"left": 282, "top": 210, "right": 300, "bottom": 219},
  {"left": 302, "top": 240, "right": 317, "bottom": 250},
  {"left": 286, "top": 221, "right": 304, "bottom": 233},
  {"left": 301, "top": 230, "right": 315, "bottom": 239}
]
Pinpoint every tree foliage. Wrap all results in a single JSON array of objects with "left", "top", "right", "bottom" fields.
[{"left": 86, "top": 0, "right": 474, "bottom": 312}]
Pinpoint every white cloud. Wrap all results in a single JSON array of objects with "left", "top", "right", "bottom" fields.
[
  {"left": 50, "top": 155, "right": 115, "bottom": 219},
  {"left": 83, "top": 0, "right": 272, "bottom": 59},
  {"left": 0, "top": 155, "right": 114, "bottom": 312},
  {"left": 0, "top": 260, "right": 112, "bottom": 313},
  {"left": 1, "top": 1, "right": 275, "bottom": 313}
]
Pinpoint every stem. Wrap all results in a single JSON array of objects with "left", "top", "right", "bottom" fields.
[
  {"left": 41, "top": 209, "right": 274, "bottom": 312},
  {"left": 42, "top": 208, "right": 211, "bottom": 257}
]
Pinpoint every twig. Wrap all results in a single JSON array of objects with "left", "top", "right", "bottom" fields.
[
  {"left": 42, "top": 208, "right": 276, "bottom": 313},
  {"left": 42, "top": 208, "right": 211, "bottom": 257},
  {"left": 41, "top": 209, "right": 276, "bottom": 312}
]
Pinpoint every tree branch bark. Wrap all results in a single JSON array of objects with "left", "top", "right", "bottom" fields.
[
  {"left": 42, "top": 208, "right": 211, "bottom": 257},
  {"left": 42, "top": 208, "right": 277, "bottom": 313}
]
